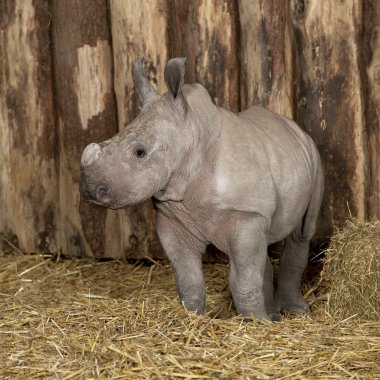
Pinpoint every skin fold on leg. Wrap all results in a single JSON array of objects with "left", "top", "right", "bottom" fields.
[{"left": 156, "top": 213, "right": 207, "bottom": 314}]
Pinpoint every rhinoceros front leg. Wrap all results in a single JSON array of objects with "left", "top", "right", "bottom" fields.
[
  {"left": 228, "top": 215, "right": 274, "bottom": 320},
  {"left": 156, "top": 212, "right": 206, "bottom": 314}
]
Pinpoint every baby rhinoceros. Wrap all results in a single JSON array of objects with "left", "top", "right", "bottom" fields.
[{"left": 81, "top": 58, "right": 324, "bottom": 321}]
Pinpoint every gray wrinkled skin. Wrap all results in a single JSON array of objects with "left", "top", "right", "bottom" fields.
[{"left": 81, "top": 58, "right": 324, "bottom": 321}]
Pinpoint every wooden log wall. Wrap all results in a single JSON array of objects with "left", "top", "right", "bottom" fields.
[
  {"left": 291, "top": 0, "right": 367, "bottom": 244},
  {"left": 109, "top": 0, "right": 169, "bottom": 259},
  {"left": 0, "top": 0, "right": 379, "bottom": 258},
  {"left": 0, "top": 0, "right": 58, "bottom": 253},
  {"left": 363, "top": 1, "right": 380, "bottom": 221},
  {"left": 51, "top": 0, "right": 122, "bottom": 257}
]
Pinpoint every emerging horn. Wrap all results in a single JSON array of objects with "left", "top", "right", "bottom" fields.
[{"left": 132, "top": 58, "right": 158, "bottom": 104}]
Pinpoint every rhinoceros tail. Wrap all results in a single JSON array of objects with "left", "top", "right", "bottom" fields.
[{"left": 301, "top": 154, "right": 324, "bottom": 240}]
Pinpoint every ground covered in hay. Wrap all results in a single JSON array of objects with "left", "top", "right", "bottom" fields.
[
  {"left": 324, "top": 220, "right": 380, "bottom": 321},
  {"left": 0, "top": 251, "right": 379, "bottom": 379}
]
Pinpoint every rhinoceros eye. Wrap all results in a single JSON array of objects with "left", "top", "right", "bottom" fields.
[{"left": 135, "top": 148, "right": 146, "bottom": 158}]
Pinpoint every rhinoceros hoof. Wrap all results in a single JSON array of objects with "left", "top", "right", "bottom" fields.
[
  {"left": 268, "top": 312, "right": 281, "bottom": 322},
  {"left": 241, "top": 312, "right": 281, "bottom": 323},
  {"left": 275, "top": 296, "right": 310, "bottom": 314}
]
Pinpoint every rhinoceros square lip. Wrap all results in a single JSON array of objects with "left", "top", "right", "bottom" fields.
[{"left": 87, "top": 199, "right": 108, "bottom": 208}]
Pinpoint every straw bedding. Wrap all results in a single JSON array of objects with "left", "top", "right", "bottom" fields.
[
  {"left": 323, "top": 220, "right": 380, "bottom": 321},
  {"left": 1, "top": 232, "right": 379, "bottom": 379}
]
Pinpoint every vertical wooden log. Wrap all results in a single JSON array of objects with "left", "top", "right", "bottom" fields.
[
  {"left": 110, "top": 0, "right": 169, "bottom": 127},
  {"left": 291, "top": 0, "right": 367, "bottom": 241},
  {"left": 172, "top": 0, "right": 240, "bottom": 112},
  {"left": 0, "top": 0, "right": 58, "bottom": 253},
  {"left": 52, "top": 0, "right": 122, "bottom": 257},
  {"left": 238, "top": 0, "right": 294, "bottom": 117},
  {"left": 363, "top": 1, "right": 380, "bottom": 221},
  {"left": 170, "top": 0, "right": 239, "bottom": 261},
  {"left": 109, "top": 0, "right": 170, "bottom": 258}
]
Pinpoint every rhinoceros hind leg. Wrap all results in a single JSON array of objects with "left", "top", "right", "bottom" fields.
[
  {"left": 274, "top": 233, "right": 311, "bottom": 314},
  {"left": 275, "top": 167, "right": 323, "bottom": 314}
]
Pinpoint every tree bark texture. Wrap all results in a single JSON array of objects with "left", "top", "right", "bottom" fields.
[
  {"left": 238, "top": 0, "right": 294, "bottom": 118},
  {"left": 171, "top": 0, "right": 240, "bottom": 112},
  {"left": 291, "top": 0, "right": 367, "bottom": 243},
  {"left": 0, "top": 0, "right": 58, "bottom": 253},
  {"left": 51, "top": 0, "right": 122, "bottom": 257},
  {"left": 109, "top": 0, "right": 170, "bottom": 259},
  {"left": 1, "top": 1, "right": 378, "bottom": 258},
  {"left": 363, "top": 0, "right": 380, "bottom": 221}
]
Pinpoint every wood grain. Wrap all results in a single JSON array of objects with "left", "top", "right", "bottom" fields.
[
  {"left": 239, "top": 0, "right": 294, "bottom": 117},
  {"left": 291, "top": 0, "right": 368, "bottom": 243},
  {"left": 51, "top": 0, "right": 122, "bottom": 257},
  {"left": 172, "top": 0, "right": 240, "bottom": 112},
  {"left": 109, "top": 0, "right": 170, "bottom": 258},
  {"left": 362, "top": 1, "right": 380, "bottom": 221},
  {"left": 0, "top": 0, "right": 58, "bottom": 253}
]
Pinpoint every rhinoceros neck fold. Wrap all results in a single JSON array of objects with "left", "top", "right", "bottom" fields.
[{"left": 154, "top": 85, "right": 222, "bottom": 202}]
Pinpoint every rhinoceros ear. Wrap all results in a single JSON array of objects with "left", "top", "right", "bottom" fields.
[
  {"left": 164, "top": 58, "right": 186, "bottom": 99},
  {"left": 132, "top": 58, "right": 158, "bottom": 105},
  {"left": 164, "top": 58, "right": 187, "bottom": 115}
]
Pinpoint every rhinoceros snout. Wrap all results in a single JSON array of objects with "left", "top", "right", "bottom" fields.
[
  {"left": 81, "top": 143, "right": 101, "bottom": 168},
  {"left": 81, "top": 180, "right": 113, "bottom": 207},
  {"left": 81, "top": 143, "right": 113, "bottom": 206}
]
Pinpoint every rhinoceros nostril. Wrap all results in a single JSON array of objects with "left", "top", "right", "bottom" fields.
[{"left": 96, "top": 184, "right": 109, "bottom": 201}]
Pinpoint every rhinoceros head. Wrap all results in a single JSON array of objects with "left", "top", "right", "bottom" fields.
[{"left": 81, "top": 58, "right": 190, "bottom": 209}]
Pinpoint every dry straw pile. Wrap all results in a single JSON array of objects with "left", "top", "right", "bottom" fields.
[
  {"left": 324, "top": 220, "right": 380, "bottom": 320},
  {"left": 1, "top": 224, "right": 379, "bottom": 379}
]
